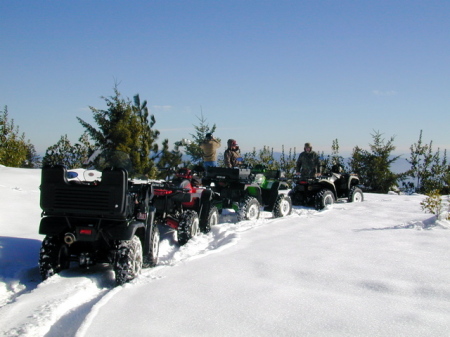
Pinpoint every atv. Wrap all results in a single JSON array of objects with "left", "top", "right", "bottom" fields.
[
  {"left": 170, "top": 168, "right": 219, "bottom": 234},
  {"left": 251, "top": 165, "right": 292, "bottom": 217},
  {"left": 202, "top": 165, "right": 292, "bottom": 221},
  {"left": 38, "top": 150, "right": 160, "bottom": 286},
  {"left": 150, "top": 179, "right": 201, "bottom": 246},
  {"left": 289, "top": 168, "right": 364, "bottom": 210}
]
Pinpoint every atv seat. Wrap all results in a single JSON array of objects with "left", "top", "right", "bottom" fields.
[{"left": 40, "top": 165, "right": 129, "bottom": 218}]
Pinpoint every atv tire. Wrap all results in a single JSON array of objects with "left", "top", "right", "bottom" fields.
[
  {"left": 39, "top": 235, "right": 70, "bottom": 281},
  {"left": 273, "top": 194, "right": 292, "bottom": 218},
  {"left": 143, "top": 226, "right": 160, "bottom": 268},
  {"left": 114, "top": 235, "right": 143, "bottom": 286},
  {"left": 315, "top": 189, "right": 335, "bottom": 210},
  {"left": 237, "top": 196, "right": 260, "bottom": 221},
  {"left": 200, "top": 206, "right": 219, "bottom": 234},
  {"left": 348, "top": 186, "right": 364, "bottom": 203},
  {"left": 178, "top": 210, "right": 200, "bottom": 245}
]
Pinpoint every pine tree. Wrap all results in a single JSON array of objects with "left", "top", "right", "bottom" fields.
[
  {"left": 348, "top": 131, "right": 401, "bottom": 193},
  {"left": 43, "top": 132, "right": 93, "bottom": 168},
  {"left": 279, "top": 145, "right": 297, "bottom": 179},
  {"left": 407, "top": 130, "right": 433, "bottom": 192},
  {"left": 423, "top": 149, "right": 448, "bottom": 193},
  {"left": 180, "top": 112, "right": 219, "bottom": 164},
  {"left": 130, "top": 94, "right": 160, "bottom": 177},
  {"left": 407, "top": 130, "right": 448, "bottom": 193},
  {"left": 155, "top": 138, "right": 183, "bottom": 179},
  {"left": 0, "top": 106, "right": 35, "bottom": 167},
  {"left": 76, "top": 87, "right": 159, "bottom": 178},
  {"left": 242, "top": 146, "right": 276, "bottom": 169},
  {"left": 23, "top": 143, "right": 41, "bottom": 168},
  {"left": 322, "top": 139, "right": 345, "bottom": 173}
]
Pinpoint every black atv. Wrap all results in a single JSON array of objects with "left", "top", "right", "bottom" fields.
[
  {"left": 289, "top": 169, "right": 364, "bottom": 210},
  {"left": 203, "top": 166, "right": 292, "bottom": 221},
  {"left": 38, "top": 151, "right": 160, "bottom": 286}
]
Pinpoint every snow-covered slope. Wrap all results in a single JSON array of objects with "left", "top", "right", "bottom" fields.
[{"left": 1, "top": 166, "right": 449, "bottom": 337}]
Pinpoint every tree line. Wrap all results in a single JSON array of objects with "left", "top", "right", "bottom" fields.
[{"left": 1, "top": 88, "right": 449, "bottom": 195}]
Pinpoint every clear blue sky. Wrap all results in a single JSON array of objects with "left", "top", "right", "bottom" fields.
[{"left": 1, "top": 0, "right": 449, "bottom": 157}]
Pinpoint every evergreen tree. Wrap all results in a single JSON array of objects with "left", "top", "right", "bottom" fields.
[
  {"left": 242, "top": 146, "right": 278, "bottom": 170},
  {"left": 444, "top": 166, "right": 450, "bottom": 194},
  {"left": 130, "top": 94, "right": 160, "bottom": 177},
  {"left": 0, "top": 106, "right": 36, "bottom": 167},
  {"left": 322, "top": 139, "right": 345, "bottom": 173},
  {"left": 423, "top": 149, "right": 448, "bottom": 193},
  {"left": 42, "top": 132, "right": 93, "bottom": 168},
  {"left": 23, "top": 143, "right": 41, "bottom": 168},
  {"left": 77, "top": 87, "right": 159, "bottom": 178},
  {"left": 155, "top": 138, "right": 183, "bottom": 179},
  {"left": 407, "top": 130, "right": 448, "bottom": 193},
  {"left": 348, "top": 131, "right": 401, "bottom": 193},
  {"left": 180, "top": 112, "right": 219, "bottom": 164},
  {"left": 279, "top": 145, "right": 297, "bottom": 179},
  {"left": 407, "top": 130, "right": 433, "bottom": 192}
]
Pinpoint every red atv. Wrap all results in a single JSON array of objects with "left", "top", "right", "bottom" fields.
[{"left": 151, "top": 168, "right": 218, "bottom": 245}]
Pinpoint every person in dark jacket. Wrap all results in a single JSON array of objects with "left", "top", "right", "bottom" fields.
[
  {"left": 200, "top": 133, "right": 221, "bottom": 168},
  {"left": 224, "top": 139, "right": 242, "bottom": 168},
  {"left": 296, "top": 142, "right": 321, "bottom": 178}
]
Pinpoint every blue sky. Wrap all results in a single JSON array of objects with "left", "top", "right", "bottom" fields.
[{"left": 1, "top": 0, "right": 449, "bottom": 157}]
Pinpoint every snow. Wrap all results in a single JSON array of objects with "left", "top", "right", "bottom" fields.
[{"left": 1, "top": 165, "right": 449, "bottom": 337}]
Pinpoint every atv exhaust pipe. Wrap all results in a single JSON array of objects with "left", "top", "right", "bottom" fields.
[{"left": 64, "top": 233, "right": 76, "bottom": 245}]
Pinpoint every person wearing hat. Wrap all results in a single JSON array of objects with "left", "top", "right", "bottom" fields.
[
  {"left": 296, "top": 142, "right": 321, "bottom": 178},
  {"left": 224, "top": 139, "right": 242, "bottom": 168},
  {"left": 200, "top": 133, "right": 221, "bottom": 168}
]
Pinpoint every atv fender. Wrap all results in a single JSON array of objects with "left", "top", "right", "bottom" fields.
[
  {"left": 319, "top": 180, "right": 338, "bottom": 200},
  {"left": 347, "top": 175, "right": 360, "bottom": 190},
  {"left": 263, "top": 181, "right": 290, "bottom": 211},
  {"left": 39, "top": 216, "right": 71, "bottom": 235},
  {"left": 103, "top": 220, "right": 146, "bottom": 241},
  {"left": 244, "top": 185, "right": 262, "bottom": 204}
]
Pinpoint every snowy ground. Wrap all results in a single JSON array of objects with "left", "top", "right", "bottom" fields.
[{"left": 0, "top": 166, "right": 449, "bottom": 337}]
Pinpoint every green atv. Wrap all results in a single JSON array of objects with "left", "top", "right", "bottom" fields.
[
  {"left": 251, "top": 165, "right": 292, "bottom": 218},
  {"left": 202, "top": 166, "right": 292, "bottom": 221}
]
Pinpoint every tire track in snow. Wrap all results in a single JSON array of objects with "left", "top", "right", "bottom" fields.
[
  {"left": 0, "top": 268, "right": 115, "bottom": 337},
  {"left": 1, "top": 209, "right": 309, "bottom": 337}
]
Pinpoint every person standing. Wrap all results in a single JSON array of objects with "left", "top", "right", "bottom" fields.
[
  {"left": 296, "top": 142, "right": 321, "bottom": 178},
  {"left": 200, "top": 133, "right": 221, "bottom": 168},
  {"left": 224, "top": 139, "right": 242, "bottom": 168}
]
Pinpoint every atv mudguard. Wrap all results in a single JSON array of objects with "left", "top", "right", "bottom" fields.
[
  {"left": 39, "top": 216, "right": 148, "bottom": 241},
  {"left": 244, "top": 185, "right": 262, "bottom": 204},
  {"left": 317, "top": 178, "right": 338, "bottom": 200},
  {"left": 261, "top": 181, "right": 290, "bottom": 211},
  {"left": 347, "top": 174, "right": 360, "bottom": 189}
]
